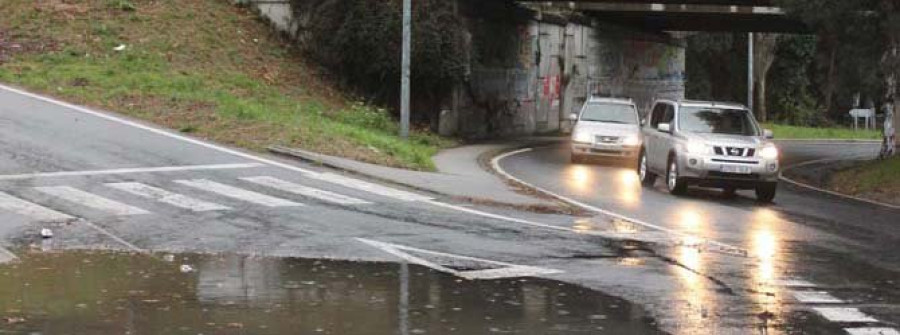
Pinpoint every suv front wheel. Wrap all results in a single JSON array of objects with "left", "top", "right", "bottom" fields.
[
  {"left": 638, "top": 150, "right": 656, "bottom": 186},
  {"left": 755, "top": 182, "right": 777, "bottom": 203},
  {"left": 666, "top": 157, "right": 688, "bottom": 195}
]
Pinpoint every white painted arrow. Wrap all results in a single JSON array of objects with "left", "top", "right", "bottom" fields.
[{"left": 356, "top": 238, "right": 562, "bottom": 280}]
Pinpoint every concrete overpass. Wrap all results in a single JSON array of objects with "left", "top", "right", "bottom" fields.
[{"left": 518, "top": 0, "right": 807, "bottom": 32}]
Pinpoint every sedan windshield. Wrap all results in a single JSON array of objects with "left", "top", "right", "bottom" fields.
[
  {"left": 579, "top": 103, "right": 638, "bottom": 124},
  {"left": 678, "top": 107, "right": 760, "bottom": 136}
]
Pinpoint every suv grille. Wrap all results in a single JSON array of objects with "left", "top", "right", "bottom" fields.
[{"left": 714, "top": 146, "right": 755, "bottom": 157}]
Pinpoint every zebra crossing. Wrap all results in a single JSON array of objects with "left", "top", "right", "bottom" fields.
[{"left": 0, "top": 175, "right": 424, "bottom": 223}]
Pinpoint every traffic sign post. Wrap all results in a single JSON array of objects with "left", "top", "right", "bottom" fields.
[{"left": 849, "top": 108, "right": 875, "bottom": 131}]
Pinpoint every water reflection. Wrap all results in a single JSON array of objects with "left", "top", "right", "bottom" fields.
[
  {"left": 565, "top": 165, "right": 594, "bottom": 195},
  {"left": 0, "top": 251, "right": 663, "bottom": 335},
  {"left": 749, "top": 209, "right": 784, "bottom": 322},
  {"left": 672, "top": 204, "right": 715, "bottom": 331},
  {"left": 616, "top": 169, "right": 641, "bottom": 207}
]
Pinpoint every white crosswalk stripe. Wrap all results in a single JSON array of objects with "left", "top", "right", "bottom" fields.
[
  {"left": 310, "top": 173, "right": 431, "bottom": 202},
  {"left": 0, "top": 191, "right": 74, "bottom": 222},
  {"left": 791, "top": 291, "right": 844, "bottom": 304},
  {"left": 35, "top": 186, "right": 150, "bottom": 216},
  {"left": 106, "top": 182, "right": 231, "bottom": 212},
  {"left": 813, "top": 308, "right": 878, "bottom": 323},
  {"left": 174, "top": 179, "right": 302, "bottom": 207},
  {"left": 241, "top": 176, "right": 371, "bottom": 205}
]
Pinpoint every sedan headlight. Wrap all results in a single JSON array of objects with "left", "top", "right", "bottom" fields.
[
  {"left": 622, "top": 135, "right": 640, "bottom": 146},
  {"left": 572, "top": 129, "right": 592, "bottom": 143},
  {"left": 686, "top": 140, "right": 707, "bottom": 154},
  {"left": 760, "top": 144, "right": 779, "bottom": 160}
]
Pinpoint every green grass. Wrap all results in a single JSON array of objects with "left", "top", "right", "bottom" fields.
[
  {"left": 764, "top": 123, "right": 882, "bottom": 140},
  {"left": 830, "top": 156, "right": 900, "bottom": 204},
  {"left": 0, "top": 0, "right": 454, "bottom": 170}
]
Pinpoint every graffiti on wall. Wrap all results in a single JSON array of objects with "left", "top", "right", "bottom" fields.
[{"left": 625, "top": 41, "right": 685, "bottom": 81}]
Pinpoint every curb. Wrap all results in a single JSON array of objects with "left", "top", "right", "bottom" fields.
[
  {"left": 267, "top": 145, "right": 441, "bottom": 196},
  {"left": 779, "top": 157, "right": 900, "bottom": 210},
  {"left": 267, "top": 145, "right": 577, "bottom": 214}
]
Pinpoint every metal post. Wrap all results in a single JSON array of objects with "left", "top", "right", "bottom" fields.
[
  {"left": 748, "top": 32, "right": 754, "bottom": 112},
  {"left": 400, "top": 0, "right": 412, "bottom": 139}
]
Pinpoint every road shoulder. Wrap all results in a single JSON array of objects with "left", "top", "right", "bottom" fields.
[
  {"left": 780, "top": 157, "right": 900, "bottom": 210},
  {"left": 268, "top": 140, "right": 572, "bottom": 213}
]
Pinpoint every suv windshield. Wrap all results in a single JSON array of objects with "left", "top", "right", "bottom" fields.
[
  {"left": 580, "top": 103, "right": 638, "bottom": 124},
  {"left": 678, "top": 107, "right": 760, "bottom": 136}
]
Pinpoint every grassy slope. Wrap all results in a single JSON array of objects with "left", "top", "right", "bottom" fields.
[
  {"left": 764, "top": 123, "right": 882, "bottom": 140},
  {"left": 830, "top": 156, "right": 900, "bottom": 205},
  {"left": 0, "top": 0, "right": 454, "bottom": 170}
]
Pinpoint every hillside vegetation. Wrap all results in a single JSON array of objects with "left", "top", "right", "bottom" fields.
[{"left": 0, "top": 0, "right": 454, "bottom": 170}]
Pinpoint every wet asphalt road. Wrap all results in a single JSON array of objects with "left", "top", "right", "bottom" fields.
[
  {"left": 0, "top": 83, "right": 898, "bottom": 335},
  {"left": 499, "top": 141, "right": 900, "bottom": 333}
]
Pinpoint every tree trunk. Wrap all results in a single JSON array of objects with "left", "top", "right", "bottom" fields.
[
  {"left": 753, "top": 33, "right": 778, "bottom": 123},
  {"left": 823, "top": 42, "right": 838, "bottom": 117},
  {"left": 757, "top": 79, "right": 768, "bottom": 123}
]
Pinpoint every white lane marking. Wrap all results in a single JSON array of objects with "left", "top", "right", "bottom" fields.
[
  {"left": 792, "top": 291, "right": 844, "bottom": 304},
  {"left": 773, "top": 279, "right": 818, "bottom": 287},
  {"left": 490, "top": 148, "right": 748, "bottom": 257},
  {"left": 0, "top": 246, "right": 19, "bottom": 264},
  {"left": 311, "top": 173, "right": 431, "bottom": 202},
  {"left": 845, "top": 328, "right": 900, "bottom": 335},
  {"left": 814, "top": 308, "right": 879, "bottom": 323},
  {"left": 241, "top": 176, "right": 370, "bottom": 205},
  {"left": 0, "top": 191, "right": 74, "bottom": 222},
  {"left": 174, "top": 179, "right": 302, "bottom": 207},
  {"left": 35, "top": 186, "right": 150, "bottom": 216},
  {"left": 0, "top": 163, "right": 264, "bottom": 181},
  {"left": 106, "top": 182, "right": 231, "bottom": 211},
  {"left": 357, "top": 238, "right": 561, "bottom": 280}
]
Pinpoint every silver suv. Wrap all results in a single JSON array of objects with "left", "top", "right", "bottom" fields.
[{"left": 638, "top": 100, "right": 780, "bottom": 202}]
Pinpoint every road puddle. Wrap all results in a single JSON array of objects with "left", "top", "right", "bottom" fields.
[{"left": 0, "top": 250, "right": 662, "bottom": 334}]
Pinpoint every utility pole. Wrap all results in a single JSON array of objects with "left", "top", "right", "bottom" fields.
[
  {"left": 748, "top": 32, "right": 754, "bottom": 112},
  {"left": 400, "top": 0, "right": 412, "bottom": 139}
]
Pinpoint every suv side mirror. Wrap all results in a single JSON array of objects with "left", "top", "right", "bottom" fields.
[
  {"left": 568, "top": 113, "right": 578, "bottom": 121},
  {"left": 658, "top": 123, "right": 671, "bottom": 133},
  {"left": 763, "top": 129, "right": 774, "bottom": 139}
]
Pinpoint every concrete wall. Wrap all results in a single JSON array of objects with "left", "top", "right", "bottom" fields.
[{"left": 451, "top": 18, "right": 685, "bottom": 138}]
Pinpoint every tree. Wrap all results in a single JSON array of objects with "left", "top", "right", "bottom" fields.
[
  {"left": 879, "top": 0, "right": 900, "bottom": 152},
  {"left": 777, "top": 0, "right": 878, "bottom": 115},
  {"left": 753, "top": 33, "right": 779, "bottom": 123}
]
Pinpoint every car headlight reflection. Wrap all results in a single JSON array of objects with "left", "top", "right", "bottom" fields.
[{"left": 760, "top": 145, "right": 779, "bottom": 160}]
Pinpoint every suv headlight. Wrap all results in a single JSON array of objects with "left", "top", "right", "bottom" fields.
[
  {"left": 622, "top": 135, "right": 640, "bottom": 146},
  {"left": 572, "top": 129, "right": 592, "bottom": 143},
  {"left": 686, "top": 140, "right": 707, "bottom": 154},
  {"left": 760, "top": 144, "right": 779, "bottom": 160}
]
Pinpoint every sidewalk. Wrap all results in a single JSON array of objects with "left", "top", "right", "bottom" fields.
[{"left": 268, "top": 138, "right": 565, "bottom": 209}]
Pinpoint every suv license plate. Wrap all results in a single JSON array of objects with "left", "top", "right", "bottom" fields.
[{"left": 720, "top": 165, "right": 752, "bottom": 174}]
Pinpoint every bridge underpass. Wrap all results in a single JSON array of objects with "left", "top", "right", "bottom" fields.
[{"left": 518, "top": 0, "right": 807, "bottom": 32}]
